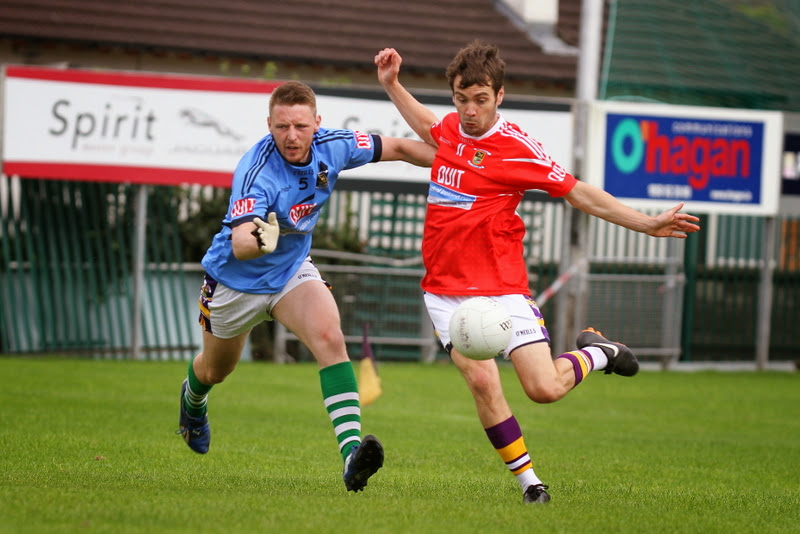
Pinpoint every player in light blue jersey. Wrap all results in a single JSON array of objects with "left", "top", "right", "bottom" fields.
[
  {"left": 201, "top": 126, "right": 377, "bottom": 293},
  {"left": 177, "top": 81, "right": 435, "bottom": 493}
]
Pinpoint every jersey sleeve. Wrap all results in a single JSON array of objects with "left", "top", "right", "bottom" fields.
[
  {"left": 340, "top": 131, "right": 382, "bottom": 169},
  {"left": 499, "top": 132, "right": 577, "bottom": 197},
  {"left": 503, "top": 158, "right": 577, "bottom": 197},
  {"left": 430, "top": 120, "right": 443, "bottom": 145},
  {"left": 226, "top": 136, "right": 277, "bottom": 227}
]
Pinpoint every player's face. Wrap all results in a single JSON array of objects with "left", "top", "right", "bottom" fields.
[
  {"left": 268, "top": 104, "right": 321, "bottom": 164},
  {"left": 452, "top": 76, "right": 504, "bottom": 137}
]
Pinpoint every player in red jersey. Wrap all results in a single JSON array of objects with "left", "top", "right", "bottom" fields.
[{"left": 375, "top": 41, "right": 700, "bottom": 504}]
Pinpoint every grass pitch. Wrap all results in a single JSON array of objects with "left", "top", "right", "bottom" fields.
[{"left": 1, "top": 357, "right": 798, "bottom": 533}]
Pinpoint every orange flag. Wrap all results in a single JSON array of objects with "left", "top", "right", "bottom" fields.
[{"left": 358, "top": 323, "right": 382, "bottom": 406}]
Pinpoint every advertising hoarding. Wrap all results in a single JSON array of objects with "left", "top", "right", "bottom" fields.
[
  {"left": 586, "top": 101, "right": 783, "bottom": 215},
  {"left": 1, "top": 66, "right": 573, "bottom": 188}
]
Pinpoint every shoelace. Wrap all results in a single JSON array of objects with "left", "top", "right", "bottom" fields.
[{"left": 526, "top": 484, "right": 549, "bottom": 495}]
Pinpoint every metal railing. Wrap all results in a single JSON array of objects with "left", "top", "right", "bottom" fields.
[{"left": 1, "top": 175, "right": 797, "bottom": 369}]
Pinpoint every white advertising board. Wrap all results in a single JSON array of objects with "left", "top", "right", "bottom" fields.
[{"left": 2, "top": 66, "right": 573, "bottom": 187}]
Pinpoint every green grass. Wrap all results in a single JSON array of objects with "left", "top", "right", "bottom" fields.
[{"left": 1, "top": 357, "right": 798, "bottom": 534}]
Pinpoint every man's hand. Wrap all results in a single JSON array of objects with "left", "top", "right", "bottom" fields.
[
  {"left": 646, "top": 203, "right": 701, "bottom": 238},
  {"left": 374, "top": 48, "right": 402, "bottom": 87},
  {"left": 251, "top": 212, "right": 279, "bottom": 254},
  {"left": 374, "top": 47, "right": 440, "bottom": 146}
]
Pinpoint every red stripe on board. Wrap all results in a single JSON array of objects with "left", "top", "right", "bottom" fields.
[
  {"left": 4, "top": 65, "right": 282, "bottom": 94},
  {"left": 2, "top": 161, "right": 232, "bottom": 188}
]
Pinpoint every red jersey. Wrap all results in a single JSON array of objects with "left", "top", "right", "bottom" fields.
[{"left": 422, "top": 112, "right": 577, "bottom": 295}]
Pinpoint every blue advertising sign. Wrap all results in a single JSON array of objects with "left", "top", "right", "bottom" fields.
[
  {"left": 604, "top": 114, "right": 763, "bottom": 205},
  {"left": 586, "top": 102, "right": 782, "bottom": 215}
]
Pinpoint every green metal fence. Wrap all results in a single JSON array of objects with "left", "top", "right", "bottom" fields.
[
  {"left": 682, "top": 214, "right": 799, "bottom": 364},
  {"left": 0, "top": 176, "right": 196, "bottom": 358},
  {"left": 1, "top": 175, "right": 798, "bottom": 367}
]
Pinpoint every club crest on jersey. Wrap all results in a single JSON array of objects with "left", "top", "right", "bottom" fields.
[
  {"left": 289, "top": 202, "right": 316, "bottom": 225},
  {"left": 316, "top": 165, "right": 329, "bottom": 189},
  {"left": 469, "top": 149, "right": 490, "bottom": 169}
]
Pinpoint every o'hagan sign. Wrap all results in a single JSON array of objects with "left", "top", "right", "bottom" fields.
[{"left": 586, "top": 101, "right": 783, "bottom": 215}]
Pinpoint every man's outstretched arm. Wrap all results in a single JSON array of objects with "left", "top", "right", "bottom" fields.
[
  {"left": 565, "top": 181, "right": 701, "bottom": 238},
  {"left": 375, "top": 48, "right": 440, "bottom": 146}
]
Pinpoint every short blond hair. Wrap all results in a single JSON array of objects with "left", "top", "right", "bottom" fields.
[{"left": 269, "top": 81, "right": 317, "bottom": 115}]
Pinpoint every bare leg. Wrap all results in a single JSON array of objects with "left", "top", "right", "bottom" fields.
[
  {"left": 192, "top": 328, "right": 250, "bottom": 385},
  {"left": 510, "top": 342, "right": 576, "bottom": 404}
]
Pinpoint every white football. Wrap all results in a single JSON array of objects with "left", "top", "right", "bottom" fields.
[{"left": 449, "top": 297, "right": 513, "bottom": 360}]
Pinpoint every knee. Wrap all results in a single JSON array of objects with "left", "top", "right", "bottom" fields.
[
  {"left": 524, "top": 382, "right": 564, "bottom": 404},
  {"left": 194, "top": 353, "right": 235, "bottom": 385},
  {"left": 463, "top": 366, "right": 501, "bottom": 400},
  {"left": 318, "top": 325, "right": 346, "bottom": 350},
  {"left": 308, "top": 326, "right": 346, "bottom": 359}
]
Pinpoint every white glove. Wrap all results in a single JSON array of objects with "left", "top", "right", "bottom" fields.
[{"left": 251, "top": 212, "right": 279, "bottom": 254}]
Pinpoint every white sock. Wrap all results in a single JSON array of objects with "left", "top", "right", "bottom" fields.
[
  {"left": 583, "top": 346, "right": 609, "bottom": 371},
  {"left": 518, "top": 469, "right": 543, "bottom": 491}
]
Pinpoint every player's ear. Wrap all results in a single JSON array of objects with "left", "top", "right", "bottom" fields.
[
  {"left": 315, "top": 114, "right": 322, "bottom": 131},
  {"left": 496, "top": 86, "right": 505, "bottom": 106}
]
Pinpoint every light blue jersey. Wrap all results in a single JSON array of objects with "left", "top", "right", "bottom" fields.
[{"left": 202, "top": 128, "right": 382, "bottom": 294}]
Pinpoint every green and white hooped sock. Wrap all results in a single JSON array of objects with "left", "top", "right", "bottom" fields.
[
  {"left": 184, "top": 356, "right": 213, "bottom": 418},
  {"left": 320, "top": 361, "right": 362, "bottom": 461}
]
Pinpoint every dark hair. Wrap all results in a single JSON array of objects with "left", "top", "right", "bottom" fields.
[
  {"left": 269, "top": 81, "right": 317, "bottom": 115},
  {"left": 445, "top": 40, "right": 505, "bottom": 94}
]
